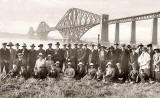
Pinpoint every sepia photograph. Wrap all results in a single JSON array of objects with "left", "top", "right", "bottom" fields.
[{"left": 0, "top": 0, "right": 160, "bottom": 98}]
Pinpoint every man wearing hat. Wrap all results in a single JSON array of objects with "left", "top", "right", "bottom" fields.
[
  {"left": 20, "top": 43, "right": 29, "bottom": 65},
  {"left": 82, "top": 44, "right": 91, "bottom": 72},
  {"left": 0, "top": 42, "right": 10, "bottom": 73},
  {"left": 98, "top": 45, "right": 107, "bottom": 70},
  {"left": 71, "top": 43, "right": 79, "bottom": 69},
  {"left": 114, "top": 43, "right": 121, "bottom": 64},
  {"left": 46, "top": 43, "right": 54, "bottom": 58},
  {"left": 28, "top": 44, "right": 37, "bottom": 73},
  {"left": 77, "top": 43, "right": 84, "bottom": 62},
  {"left": 107, "top": 46, "right": 117, "bottom": 65},
  {"left": 147, "top": 44, "right": 155, "bottom": 80},
  {"left": 15, "top": 43, "right": 21, "bottom": 59},
  {"left": 89, "top": 44, "right": 99, "bottom": 69},
  {"left": 119, "top": 44, "right": 130, "bottom": 82},
  {"left": 37, "top": 44, "right": 46, "bottom": 58},
  {"left": 7, "top": 42, "right": 16, "bottom": 70},
  {"left": 61, "top": 43, "right": 67, "bottom": 69},
  {"left": 136, "top": 43, "right": 144, "bottom": 56},
  {"left": 53, "top": 42, "right": 63, "bottom": 69},
  {"left": 129, "top": 45, "right": 139, "bottom": 70},
  {"left": 153, "top": 46, "right": 160, "bottom": 81}
]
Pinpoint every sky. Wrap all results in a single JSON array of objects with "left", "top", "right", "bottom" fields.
[{"left": 0, "top": 0, "right": 160, "bottom": 43}]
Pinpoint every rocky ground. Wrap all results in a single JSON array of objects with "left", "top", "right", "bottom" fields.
[{"left": 0, "top": 77, "right": 160, "bottom": 98}]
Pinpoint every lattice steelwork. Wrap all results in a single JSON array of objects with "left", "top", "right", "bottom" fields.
[
  {"left": 55, "top": 8, "right": 101, "bottom": 41},
  {"left": 108, "top": 11, "right": 160, "bottom": 24}
]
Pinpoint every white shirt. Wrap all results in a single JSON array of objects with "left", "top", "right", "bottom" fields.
[
  {"left": 35, "top": 58, "right": 45, "bottom": 69},
  {"left": 138, "top": 52, "right": 151, "bottom": 69}
]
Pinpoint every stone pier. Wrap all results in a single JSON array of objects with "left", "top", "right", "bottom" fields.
[
  {"left": 130, "top": 21, "right": 136, "bottom": 44},
  {"left": 152, "top": 18, "right": 158, "bottom": 45}
]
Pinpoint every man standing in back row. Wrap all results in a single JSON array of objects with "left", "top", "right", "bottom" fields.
[{"left": 0, "top": 43, "right": 10, "bottom": 73}]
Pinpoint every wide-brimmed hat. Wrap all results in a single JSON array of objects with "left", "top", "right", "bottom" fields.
[
  {"left": 127, "top": 45, "right": 131, "bottom": 48},
  {"left": 90, "top": 63, "right": 94, "bottom": 66},
  {"left": 22, "top": 43, "right": 27, "bottom": 47},
  {"left": 30, "top": 44, "right": 35, "bottom": 47},
  {"left": 7, "top": 42, "right": 14, "bottom": 46},
  {"left": 55, "top": 61, "right": 60, "bottom": 64},
  {"left": 106, "top": 62, "right": 112, "bottom": 66},
  {"left": 154, "top": 46, "right": 160, "bottom": 51},
  {"left": 78, "top": 62, "right": 83, "bottom": 65},
  {"left": 68, "top": 62, "right": 72, "bottom": 65},
  {"left": 48, "top": 54, "right": 52, "bottom": 57},
  {"left": 38, "top": 53, "right": 43, "bottom": 56},
  {"left": 55, "top": 42, "right": 60, "bottom": 45},
  {"left": 2, "top": 42, "right": 7, "bottom": 45},
  {"left": 147, "top": 44, "right": 152, "bottom": 47},
  {"left": 48, "top": 43, "right": 52, "bottom": 46},
  {"left": 15, "top": 43, "right": 20, "bottom": 46},
  {"left": 38, "top": 44, "right": 43, "bottom": 47}
]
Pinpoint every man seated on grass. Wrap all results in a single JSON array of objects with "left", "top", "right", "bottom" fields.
[
  {"left": 19, "top": 66, "right": 29, "bottom": 80},
  {"left": 48, "top": 65, "right": 58, "bottom": 79}
]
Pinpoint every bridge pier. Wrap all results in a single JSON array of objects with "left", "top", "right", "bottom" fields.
[
  {"left": 152, "top": 18, "right": 158, "bottom": 45},
  {"left": 115, "top": 23, "right": 120, "bottom": 44},
  {"left": 130, "top": 21, "right": 136, "bottom": 44},
  {"left": 100, "top": 14, "right": 109, "bottom": 44}
]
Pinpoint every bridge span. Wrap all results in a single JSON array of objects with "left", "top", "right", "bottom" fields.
[{"left": 28, "top": 8, "right": 160, "bottom": 45}]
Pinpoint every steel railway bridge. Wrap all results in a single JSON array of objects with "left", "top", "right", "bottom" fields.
[{"left": 28, "top": 8, "right": 160, "bottom": 44}]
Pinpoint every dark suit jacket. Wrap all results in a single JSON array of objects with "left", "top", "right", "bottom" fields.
[{"left": 0, "top": 48, "right": 10, "bottom": 61}]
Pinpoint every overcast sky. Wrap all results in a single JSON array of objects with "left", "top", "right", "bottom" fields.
[{"left": 0, "top": 0, "right": 160, "bottom": 43}]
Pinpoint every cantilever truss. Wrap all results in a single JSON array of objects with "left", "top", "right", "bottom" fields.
[{"left": 55, "top": 8, "right": 101, "bottom": 41}]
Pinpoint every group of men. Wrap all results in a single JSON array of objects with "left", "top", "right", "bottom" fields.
[{"left": 1, "top": 41, "right": 160, "bottom": 83}]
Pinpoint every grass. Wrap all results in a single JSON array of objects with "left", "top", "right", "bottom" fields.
[{"left": 0, "top": 78, "right": 160, "bottom": 98}]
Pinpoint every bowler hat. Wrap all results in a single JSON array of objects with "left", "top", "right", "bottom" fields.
[
  {"left": 147, "top": 44, "right": 152, "bottom": 47},
  {"left": 55, "top": 42, "right": 60, "bottom": 45},
  {"left": 38, "top": 44, "right": 43, "bottom": 47},
  {"left": 48, "top": 43, "right": 52, "bottom": 46},
  {"left": 2, "top": 42, "right": 7, "bottom": 45}
]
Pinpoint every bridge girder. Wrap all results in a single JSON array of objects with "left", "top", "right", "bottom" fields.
[{"left": 55, "top": 8, "right": 101, "bottom": 41}]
